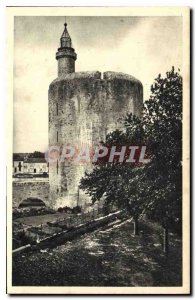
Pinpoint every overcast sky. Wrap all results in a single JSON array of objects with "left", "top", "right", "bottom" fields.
[{"left": 14, "top": 16, "right": 182, "bottom": 153}]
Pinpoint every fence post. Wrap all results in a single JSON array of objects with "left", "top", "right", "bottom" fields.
[{"left": 77, "top": 215, "right": 79, "bottom": 226}]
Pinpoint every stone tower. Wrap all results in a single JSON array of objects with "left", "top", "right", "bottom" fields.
[{"left": 48, "top": 21, "right": 143, "bottom": 208}]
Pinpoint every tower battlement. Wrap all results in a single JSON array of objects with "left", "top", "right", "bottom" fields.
[{"left": 50, "top": 71, "right": 142, "bottom": 87}]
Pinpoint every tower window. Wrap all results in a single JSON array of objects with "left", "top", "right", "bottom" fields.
[
  {"left": 57, "top": 160, "right": 59, "bottom": 174},
  {"left": 57, "top": 131, "right": 58, "bottom": 143},
  {"left": 56, "top": 103, "right": 58, "bottom": 116}
]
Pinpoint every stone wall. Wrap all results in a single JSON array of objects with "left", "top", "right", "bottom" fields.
[
  {"left": 13, "top": 180, "right": 50, "bottom": 208},
  {"left": 48, "top": 71, "right": 143, "bottom": 208}
]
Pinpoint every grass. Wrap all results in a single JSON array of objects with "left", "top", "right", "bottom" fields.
[{"left": 12, "top": 218, "right": 182, "bottom": 287}]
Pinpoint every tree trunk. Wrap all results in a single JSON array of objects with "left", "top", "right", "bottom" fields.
[
  {"left": 133, "top": 217, "right": 139, "bottom": 235},
  {"left": 163, "top": 226, "right": 169, "bottom": 255}
]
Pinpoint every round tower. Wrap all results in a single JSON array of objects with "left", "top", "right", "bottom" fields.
[
  {"left": 48, "top": 22, "right": 143, "bottom": 209},
  {"left": 56, "top": 22, "right": 77, "bottom": 76}
]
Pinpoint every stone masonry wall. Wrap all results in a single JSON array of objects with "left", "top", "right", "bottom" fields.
[
  {"left": 49, "top": 71, "right": 143, "bottom": 208},
  {"left": 13, "top": 180, "right": 50, "bottom": 208}
]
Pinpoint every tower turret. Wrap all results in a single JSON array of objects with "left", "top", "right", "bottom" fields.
[{"left": 56, "top": 22, "right": 77, "bottom": 76}]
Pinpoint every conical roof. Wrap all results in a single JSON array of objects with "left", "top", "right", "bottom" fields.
[
  {"left": 60, "top": 23, "right": 72, "bottom": 48},
  {"left": 61, "top": 23, "right": 71, "bottom": 39}
]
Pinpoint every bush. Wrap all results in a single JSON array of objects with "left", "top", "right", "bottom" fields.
[
  {"left": 63, "top": 206, "right": 73, "bottom": 213},
  {"left": 57, "top": 207, "right": 63, "bottom": 213},
  {"left": 57, "top": 206, "right": 82, "bottom": 214},
  {"left": 57, "top": 206, "right": 72, "bottom": 213},
  {"left": 13, "top": 207, "right": 56, "bottom": 219},
  {"left": 72, "top": 206, "right": 82, "bottom": 214}
]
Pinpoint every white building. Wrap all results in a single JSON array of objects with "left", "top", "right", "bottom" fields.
[{"left": 13, "top": 157, "right": 48, "bottom": 175}]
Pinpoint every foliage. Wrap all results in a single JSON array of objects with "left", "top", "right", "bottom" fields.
[
  {"left": 72, "top": 206, "right": 82, "bottom": 214},
  {"left": 80, "top": 128, "right": 144, "bottom": 220},
  {"left": 142, "top": 67, "right": 182, "bottom": 230},
  {"left": 57, "top": 206, "right": 82, "bottom": 214},
  {"left": 57, "top": 206, "right": 72, "bottom": 213}
]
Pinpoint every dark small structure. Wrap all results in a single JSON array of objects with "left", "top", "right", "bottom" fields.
[{"left": 19, "top": 198, "right": 46, "bottom": 208}]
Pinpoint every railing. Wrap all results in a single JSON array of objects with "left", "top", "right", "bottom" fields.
[
  {"left": 55, "top": 207, "right": 103, "bottom": 227},
  {"left": 46, "top": 207, "right": 118, "bottom": 230}
]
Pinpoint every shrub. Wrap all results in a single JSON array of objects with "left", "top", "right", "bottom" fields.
[{"left": 72, "top": 205, "right": 82, "bottom": 214}]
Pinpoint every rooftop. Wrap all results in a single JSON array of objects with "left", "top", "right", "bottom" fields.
[{"left": 24, "top": 158, "right": 47, "bottom": 164}]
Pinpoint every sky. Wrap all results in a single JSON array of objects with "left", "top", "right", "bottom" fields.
[{"left": 14, "top": 16, "right": 182, "bottom": 153}]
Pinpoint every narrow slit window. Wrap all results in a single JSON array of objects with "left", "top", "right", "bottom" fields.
[
  {"left": 57, "top": 131, "right": 58, "bottom": 143},
  {"left": 57, "top": 160, "right": 59, "bottom": 174},
  {"left": 56, "top": 103, "right": 58, "bottom": 116}
]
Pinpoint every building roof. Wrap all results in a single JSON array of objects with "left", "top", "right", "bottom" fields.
[
  {"left": 13, "top": 153, "right": 29, "bottom": 161},
  {"left": 13, "top": 157, "right": 24, "bottom": 161},
  {"left": 24, "top": 158, "right": 47, "bottom": 164}
]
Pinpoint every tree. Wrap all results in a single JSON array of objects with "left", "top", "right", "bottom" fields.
[
  {"left": 141, "top": 67, "right": 182, "bottom": 254},
  {"left": 28, "top": 151, "right": 45, "bottom": 158},
  {"left": 80, "top": 121, "right": 145, "bottom": 235}
]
